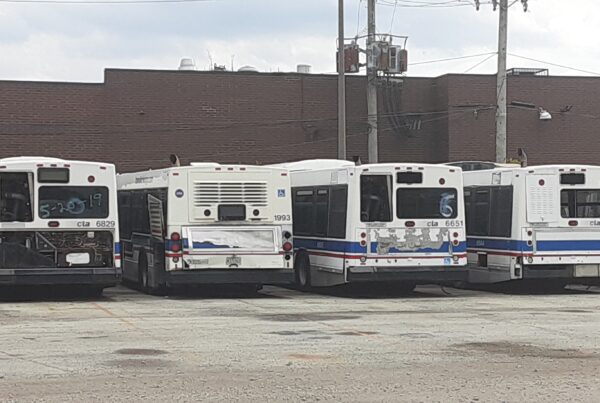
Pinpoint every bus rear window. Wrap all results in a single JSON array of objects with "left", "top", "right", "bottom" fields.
[
  {"left": 360, "top": 175, "right": 392, "bottom": 222},
  {"left": 561, "top": 189, "right": 600, "bottom": 218},
  {"left": 397, "top": 188, "right": 458, "bottom": 219},
  {"left": 39, "top": 186, "right": 109, "bottom": 219},
  {"left": 0, "top": 172, "right": 33, "bottom": 222}
]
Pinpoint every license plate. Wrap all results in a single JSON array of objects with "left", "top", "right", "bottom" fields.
[{"left": 226, "top": 255, "right": 242, "bottom": 267}]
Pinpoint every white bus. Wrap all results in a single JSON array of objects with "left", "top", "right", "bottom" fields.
[
  {"left": 117, "top": 163, "right": 294, "bottom": 293},
  {"left": 463, "top": 165, "right": 600, "bottom": 286},
  {"left": 0, "top": 157, "right": 120, "bottom": 292},
  {"left": 279, "top": 160, "right": 467, "bottom": 290}
]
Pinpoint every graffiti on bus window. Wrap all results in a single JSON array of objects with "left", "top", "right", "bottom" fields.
[{"left": 38, "top": 187, "right": 109, "bottom": 219}]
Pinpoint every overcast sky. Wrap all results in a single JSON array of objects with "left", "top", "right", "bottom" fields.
[{"left": 0, "top": 0, "right": 598, "bottom": 82}]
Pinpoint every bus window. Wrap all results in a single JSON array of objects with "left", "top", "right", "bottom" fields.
[
  {"left": 292, "top": 189, "right": 315, "bottom": 236},
  {"left": 0, "top": 173, "right": 33, "bottom": 222},
  {"left": 328, "top": 186, "right": 348, "bottom": 238},
  {"left": 396, "top": 188, "right": 458, "bottom": 219},
  {"left": 39, "top": 186, "right": 109, "bottom": 219},
  {"left": 360, "top": 175, "right": 392, "bottom": 222},
  {"left": 561, "top": 189, "right": 600, "bottom": 218},
  {"left": 314, "top": 189, "right": 329, "bottom": 236}
]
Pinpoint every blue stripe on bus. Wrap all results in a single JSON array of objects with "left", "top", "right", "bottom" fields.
[
  {"left": 467, "top": 238, "right": 529, "bottom": 252},
  {"left": 467, "top": 237, "right": 600, "bottom": 252},
  {"left": 181, "top": 239, "right": 235, "bottom": 249},
  {"left": 294, "top": 238, "right": 367, "bottom": 254},
  {"left": 295, "top": 237, "right": 466, "bottom": 254},
  {"left": 114, "top": 242, "right": 121, "bottom": 254}
]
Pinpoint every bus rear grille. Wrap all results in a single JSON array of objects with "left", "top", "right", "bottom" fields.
[{"left": 193, "top": 182, "right": 268, "bottom": 206}]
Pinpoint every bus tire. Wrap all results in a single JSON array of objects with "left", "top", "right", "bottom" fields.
[{"left": 294, "top": 252, "right": 311, "bottom": 290}]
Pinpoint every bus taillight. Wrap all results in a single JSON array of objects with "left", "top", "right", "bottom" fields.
[
  {"left": 283, "top": 242, "right": 293, "bottom": 252},
  {"left": 169, "top": 232, "right": 182, "bottom": 253},
  {"left": 48, "top": 221, "right": 60, "bottom": 228}
]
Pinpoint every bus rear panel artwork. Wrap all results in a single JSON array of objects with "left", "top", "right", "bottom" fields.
[
  {"left": 117, "top": 163, "right": 294, "bottom": 293},
  {"left": 0, "top": 157, "right": 121, "bottom": 293},
  {"left": 463, "top": 165, "right": 600, "bottom": 287},
  {"left": 278, "top": 160, "right": 467, "bottom": 290}
]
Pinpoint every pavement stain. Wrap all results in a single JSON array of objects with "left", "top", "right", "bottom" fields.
[
  {"left": 268, "top": 330, "right": 322, "bottom": 336},
  {"left": 268, "top": 329, "right": 377, "bottom": 339},
  {"left": 287, "top": 353, "right": 335, "bottom": 361},
  {"left": 258, "top": 313, "right": 361, "bottom": 322},
  {"left": 115, "top": 348, "right": 168, "bottom": 356},
  {"left": 105, "top": 358, "right": 173, "bottom": 369},
  {"left": 453, "top": 341, "right": 598, "bottom": 360},
  {"left": 336, "top": 331, "right": 379, "bottom": 336}
]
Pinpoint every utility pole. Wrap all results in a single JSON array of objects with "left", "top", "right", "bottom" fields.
[
  {"left": 337, "top": 0, "right": 346, "bottom": 160},
  {"left": 495, "top": 0, "right": 508, "bottom": 163},
  {"left": 366, "top": 0, "right": 378, "bottom": 163}
]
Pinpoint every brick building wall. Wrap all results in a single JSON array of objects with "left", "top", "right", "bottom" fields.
[
  {"left": 0, "top": 69, "right": 598, "bottom": 172},
  {"left": 445, "top": 74, "right": 600, "bottom": 165}
]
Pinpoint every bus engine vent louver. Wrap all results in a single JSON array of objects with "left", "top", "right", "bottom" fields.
[{"left": 193, "top": 182, "right": 268, "bottom": 207}]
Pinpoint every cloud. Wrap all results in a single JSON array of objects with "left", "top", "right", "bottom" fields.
[{"left": 0, "top": 0, "right": 597, "bottom": 81}]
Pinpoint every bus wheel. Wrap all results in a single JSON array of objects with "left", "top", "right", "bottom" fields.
[
  {"left": 138, "top": 252, "right": 149, "bottom": 292},
  {"left": 295, "top": 253, "right": 311, "bottom": 290}
]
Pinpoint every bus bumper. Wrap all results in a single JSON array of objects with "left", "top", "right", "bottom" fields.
[
  {"left": 166, "top": 269, "right": 295, "bottom": 285},
  {"left": 0, "top": 267, "right": 121, "bottom": 287},
  {"left": 347, "top": 266, "right": 467, "bottom": 284},
  {"left": 523, "top": 265, "right": 600, "bottom": 284}
]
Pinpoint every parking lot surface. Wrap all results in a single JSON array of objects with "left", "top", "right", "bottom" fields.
[{"left": 1, "top": 285, "right": 600, "bottom": 402}]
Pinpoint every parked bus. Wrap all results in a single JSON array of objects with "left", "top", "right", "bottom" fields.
[
  {"left": 0, "top": 157, "right": 120, "bottom": 293},
  {"left": 117, "top": 163, "right": 294, "bottom": 293},
  {"left": 277, "top": 160, "right": 467, "bottom": 290},
  {"left": 463, "top": 165, "right": 600, "bottom": 286}
]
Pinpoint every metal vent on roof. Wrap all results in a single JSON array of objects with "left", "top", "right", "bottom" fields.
[{"left": 507, "top": 68, "right": 549, "bottom": 76}]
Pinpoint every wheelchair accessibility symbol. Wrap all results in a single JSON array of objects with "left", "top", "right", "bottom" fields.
[{"left": 277, "top": 189, "right": 286, "bottom": 198}]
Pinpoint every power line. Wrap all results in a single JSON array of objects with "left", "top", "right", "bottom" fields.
[
  {"left": 356, "top": 0, "right": 364, "bottom": 37},
  {"left": 463, "top": 52, "right": 497, "bottom": 73},
  {"left": 509, "top": 53, "right": 600, "bottom": 76},
  {"left": 389, "top": 0, "right": 399, "bottom": 33},
  {"left": 0, "top": 108, "right": 466, "bottom": 133}
]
